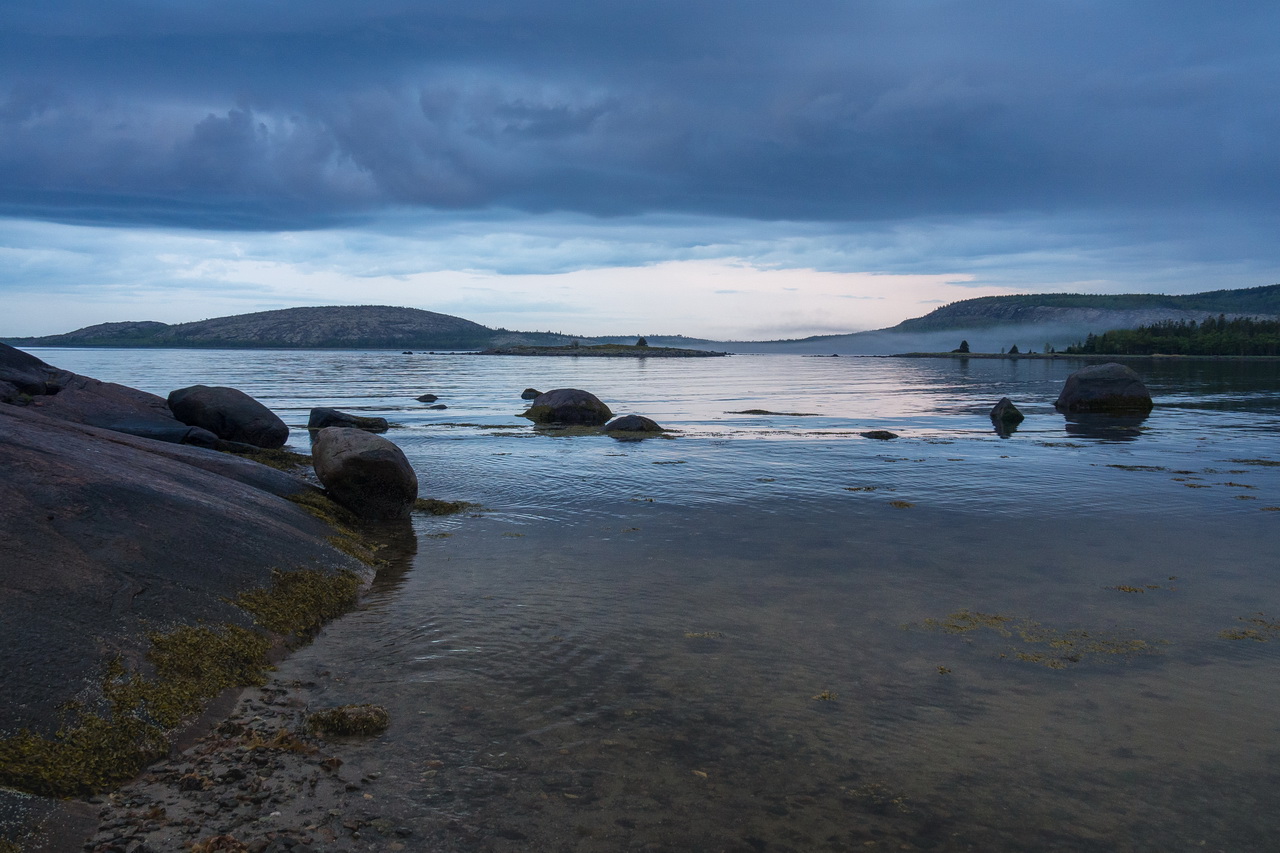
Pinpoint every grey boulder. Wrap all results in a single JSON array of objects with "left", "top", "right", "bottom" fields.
[
  {"left": 308, "top": 407, "right": 389, "bottom": 433},
  {"left": 520, "top": 388, "right": 541, "bottom": 400},
  {"left": 990, "top": 398, "right": 1025, "bottom": 424},
  {"left": 603, "top": 415, "right": 664, "bottom": 437},
  {"left": 521, "top": 388, "right": 613, "bottom": 425},
  {"left": 168, "top": 384, "right": 290, "bottom": 448},
  {"left": 1054, "top": 363, "right": 1154, "bottom": 413},
  {"left": 312, "top": 427, "right": 418, "bottom": 520}
]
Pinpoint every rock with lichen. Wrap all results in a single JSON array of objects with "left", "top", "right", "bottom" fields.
[{"left": 312, "top": 428, "right": 418, "bottom": 520}]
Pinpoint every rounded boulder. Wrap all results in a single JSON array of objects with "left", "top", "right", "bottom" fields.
[
  {"left": 521, "top": 389, "right": 613, "bottom": 425},
  {"left": 168, "top": 385, "right": 289, "bottom": 448},
  {"left": 312, "top": 428, "right": 418, "bottom": 520},
  {"left": 603, "top": 415, "right": 664, "bottom": 436},
  {"left": 1054, "top": 363, "right": 1153, "bottom": 413}
]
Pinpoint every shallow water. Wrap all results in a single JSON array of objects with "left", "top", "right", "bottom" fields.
[{"left": 35, "top": 349, "right": 1280, "bottom": 850}]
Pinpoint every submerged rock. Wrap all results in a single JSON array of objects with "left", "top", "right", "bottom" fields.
[
  {"left": 415, "top": 393, "right": 439, "bottom": 402},
  {"left": 521, "top": 388, "right": 613, "bottom": 425},
  {"left": 1055, "top": 363, "right": 1153, "bottom": 413},
  {"left": 168, "top": 385, "right": 289, "bottom": 448},
  {"left": 312, "top": 427, "right": 418, "bottom": 520},
  {"left": 860, "top": 430, "right": 899, "bottom": 440},
  {"left": 603, "top": 414, "right": 664, "bottom": 437},
  {"left": 307, "top": 407, "right": 389, "bottom": 433},
  {"left": 990, "top": 397, "right": 1025, "bottom": 424},
  {"left": 520, "top": 388, "right": 542, "bottom": 400}
]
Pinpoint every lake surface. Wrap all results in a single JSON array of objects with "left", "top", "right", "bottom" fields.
[{"left": 35, "top": 349, "right": 1280, "bottom": 851}]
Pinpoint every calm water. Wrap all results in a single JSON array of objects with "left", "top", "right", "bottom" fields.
[{"left": 36, "top": 349, "right": 1280, "bottom": 851}]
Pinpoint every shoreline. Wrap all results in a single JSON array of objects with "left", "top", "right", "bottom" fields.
[{"left": 887, "top": 351, "right": 1280, "bottom": 362}]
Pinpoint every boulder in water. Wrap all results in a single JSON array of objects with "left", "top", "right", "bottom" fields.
[
  {"left": 603, "top": 414, "right": 664, "bottom": 437},
  {"left": 990, "top": 397, "right": 1025, "bottom": 424},
  {"left": 520, "top": 388, "right": 542, "bottom": 400},
  {"left": 521, "top": 389, "right": 613, "bottom": 425},
  {"left": 308, "top": 407, "right": 389, "bottom": 433},
  {"left": 860, "top": 430, "right": 898, "bottom": 440},
  {"left": 415, "top": 394, "right": 438, "bottom": 403},
  {"left": 1054, "top": 363, "right": 1153, "bottom": 413},
  {"left": 168, "top": 385, "right": 289, "bottom": 448},
  {"left": 312, "top": 427, "right": 418, "bottom": 520}
]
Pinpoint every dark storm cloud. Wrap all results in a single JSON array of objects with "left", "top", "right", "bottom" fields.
[{"left": 1, "top": 0, "right": 1277, "bottom": 229}]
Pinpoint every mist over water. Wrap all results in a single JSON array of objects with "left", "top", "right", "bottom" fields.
[{"left": 36, "top": 348, "right": 1280, "bottom": 850}]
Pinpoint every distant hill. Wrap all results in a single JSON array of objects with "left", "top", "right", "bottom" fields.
[
  {"left": 694, "top": 284, "right": 1280, "bottom": 355},
  {"left": 2, "top": 305, "right": 600, "bottom": 350}
]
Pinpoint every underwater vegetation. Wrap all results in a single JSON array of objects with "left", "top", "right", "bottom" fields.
[
  {"left": 1219, "top": 614, "right": 1280, "bottom": 641},
  {"left": 0, "top": 567, "right": 367, "bottom": 797},
  {"left": 413, "top": 498, "right": 482, "bottom": 515},
  {"left": 918, "top": 610, "right": 1162, "bottom": 670},
  {"left": 307, "top": 704, "right": 391, "bottom": 737}
]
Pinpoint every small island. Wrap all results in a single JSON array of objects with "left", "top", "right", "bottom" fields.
[{"left": 479, "top": 341, "right": 727, "bottom": 358}]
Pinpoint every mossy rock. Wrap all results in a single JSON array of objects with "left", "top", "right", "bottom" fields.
[{"left": 308, "top": 704, "right": 390, "bottom": 737}]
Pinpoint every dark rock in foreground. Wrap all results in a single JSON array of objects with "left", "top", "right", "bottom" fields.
[
  {"left": 603, "top": 415, "right": 664, "bottom": 437},
  {"left": 521, "top": 389, "right": 614, "bottom": 425},
  {"left": 312, "top": 427, "right": 419, "bottom": 520},
  {"left": 521, "top": 387, "right": 541, "bottom": 400},
  {"left": 308, "top": 407, "right": 389, "bottom": 433},
  {"left": 990, "top": 397, "right": 1025, "bottom": 424},
  {"left": 1055, "top": 363, "right": 1154, "bottom": 413},
  {"left": 169, "top": 385, "right": 290, "bottom": 448},
  {"left": 0, "top": 403, "right": 370, "bottom": 736},
  {"left": 0, "top": 343, "right": 218, "bottom": 446}
]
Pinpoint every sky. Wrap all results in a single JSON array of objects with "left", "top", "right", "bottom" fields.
[{"left": 2, "top": 1, "right": 1278, "bottom": 339}]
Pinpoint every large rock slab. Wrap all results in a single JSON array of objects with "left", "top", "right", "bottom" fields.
[
  {"left": 0, "top": 343, "right": 217, "bottom": 446},
  {"left": 0, "top": 403, "right": 369, "bottom": 736},
  {"left": 168, "top": 385, "right": 290, "bottom": 448},
  {"left": 521, "top": 388, "right": 613, "bottom": 425},
  {"left": 312, "top": 428, "right": 418, "bottom": 520},
  {"left": 1054, "top": 363, "right": 1154, "bottom": 413}
]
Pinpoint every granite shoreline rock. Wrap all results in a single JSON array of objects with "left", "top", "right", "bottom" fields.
[
  {"left": 169, "top": 385, "right": 290, "bottom": 448},
  {"left": 312, "top": 428, "right": 419, "bottom": 520},
  {"left": 308, "top": 407, "right": 390, "bottom": 433}
]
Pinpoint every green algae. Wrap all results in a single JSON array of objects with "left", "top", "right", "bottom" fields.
[
  {"left": 235, "top": 568, "right": 363, "bottom": 638},
  {"left": 413, "top": 498, "right": 482, "bottom": 515},
  {"left": 285, "top": 489, "right": 383, "bottom": 566},
  {"left": 1219, "top": 614, "right": 1280, "bottom": 641},
  {"left": 0, "top": 625, "right": 271, "bottom": 797},
  {"left": 308, "top": 704, "right": 391, "bottom": 737},
  {"left": 225, "top": 446, "right": 312, "bottom": 472},
  {"left": 0, "top": 567, "right": 363, "bottom": 797},
  {"left": 918, "top": 609, "right": 1160, "bottom": 669}
]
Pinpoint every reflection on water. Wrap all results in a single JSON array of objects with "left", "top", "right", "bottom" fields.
[
  {"left": 28, "top": 349, "right": 1280, "bottom": 849},
  {"left": 1061, "top": 411, "right": 1150, "bottom": 441}
]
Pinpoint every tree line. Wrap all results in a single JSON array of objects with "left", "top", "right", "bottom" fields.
[{"left": 1065, "top": 316, "right": 1280, "bottom": 356}]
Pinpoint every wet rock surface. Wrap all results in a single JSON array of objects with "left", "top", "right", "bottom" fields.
[
  {"left": 602, "top": 415, "right": 664, "bottom": 436},
  {"left": 990, "top": 398, "right": 1025, "bottom": 425},
  {"left": 0, "top": 403, "right": 362, "bottom": 736},
  {"left": 306, "top": 408, "right": 389, "bottom": 434},
  {"left": 169, "top": 386, "right": 290, "bottom": 449},
  {"left": 312, "top": 428, "right": 418, "bottom": 520},
  {"left": 520, "top": 389, "right": 613, "bottom": 426},
  {"left": 1054, "top": 362, "right": 1154, "bottom": 413}
]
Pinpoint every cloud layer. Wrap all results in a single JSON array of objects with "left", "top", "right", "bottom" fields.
[{"left": 1, "top": 1, "right": 1277, "bottom": 337}]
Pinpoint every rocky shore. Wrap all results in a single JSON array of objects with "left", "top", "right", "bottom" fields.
[{"left": 0, "top": 344, "right": 421, "bottom": 851}]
